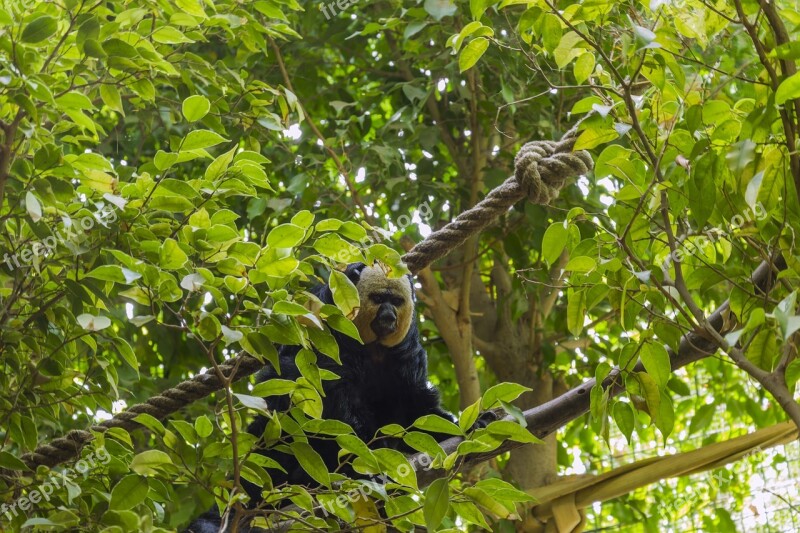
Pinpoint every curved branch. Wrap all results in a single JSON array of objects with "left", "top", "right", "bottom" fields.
[{"left": 414, "top": 256, "right": 786, "bottom": 487}]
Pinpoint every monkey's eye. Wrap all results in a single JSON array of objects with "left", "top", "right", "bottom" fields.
[{"left": 370, "top": 294, "right": 404, "bottom": 307}]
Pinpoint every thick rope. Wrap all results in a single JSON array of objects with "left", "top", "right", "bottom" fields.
[
  {"left": 22, "top": 355, "right": 263, "bottom": 469},
  {"left": 401, "top": 131, "right": 593, "bottom": 273},
  {"left": 20, "top": 126, "right": 593, "bottom": 470}
]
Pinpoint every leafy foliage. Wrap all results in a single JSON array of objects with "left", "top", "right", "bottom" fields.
[{"left": 1, "top": 0, "right": 799, "bottom": 531}]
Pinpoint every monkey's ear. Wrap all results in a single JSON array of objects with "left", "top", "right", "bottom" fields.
[{"left": 344, "top": 262, "right": 367, "bottom": 284}]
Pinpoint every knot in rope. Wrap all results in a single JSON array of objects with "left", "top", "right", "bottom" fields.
[{"left": 514, "top": 138, "right": 592, "bottom": 204}]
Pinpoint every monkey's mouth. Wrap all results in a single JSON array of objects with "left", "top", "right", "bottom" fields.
[{"left": 371, "top": 317, "right": 397, "bottom": 338}]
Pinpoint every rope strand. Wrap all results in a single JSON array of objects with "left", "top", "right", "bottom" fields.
[{"left": 402, "top": 132, "right": 592, "bottom": 273}]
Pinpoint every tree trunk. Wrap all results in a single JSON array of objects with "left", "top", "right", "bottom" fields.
[{"left": 503, "top": 371, "right": 557, "bottom": 489}]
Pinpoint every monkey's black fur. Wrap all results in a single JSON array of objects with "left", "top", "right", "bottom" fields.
[{"left": 185, "top": 263, "right": 459, "bottom": 532}]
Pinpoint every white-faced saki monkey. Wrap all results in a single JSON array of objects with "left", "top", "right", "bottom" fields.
[{"left": 186, "top": 262, "right": 496, "bottom": 532}]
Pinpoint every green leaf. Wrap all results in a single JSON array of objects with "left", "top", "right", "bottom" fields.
[
  {"left": 688, "top": 153, "right": 718, "bottom": 227},
  {"left": 183, "top": 95, "right": 211, "bottom": 122},
  {"left": 640, "top": 342, "right": 671, "bottom": 389},
  {"left": 130, "top": 450, "right": 173, "bottom": 475},
  {"left": 459, "top": 37, "right": 490, "bottom": 72},
  {"left": 632, "top": 372, "right": 661, "bottom": 418},
  {"left": 109, "top": 476, "right": 149, "bottom": 511},
  {"left": 775, "top": 71, "right": 800, "bottom": 105},
  {"left": 241, "top": 332, "right": 280, "bottom": 370},
  {"left": 425, "top": 0, "right": 457, "bottom": 20},
  {"left": 76, "top": 15, "right": 99, "bottom": 44},
  {"left": 197, "top": 314, "right": 221, "bottom": 341},
  {"left": 564, "top": 256, "right": 596, "bottom": 273},
  {"left": 103, "top": 38, "right": 138, "bottom": 58},
  {"left": 289, "top": 442, "right": 330, "bottom": 486},
  {"left": 56, "top": 92, "right": 95, "bottom": 110},
  {"left": 481, "top": 382, "right": 531, "bottom": 409},
  {"left": 702, "top": 100, "right": 731, "bottom": 124},
  {"left": 131, "top": 79, "right": 155, "bottom": 102},
  {"left": 113, "top": 337, "right": 139, "bottom": 373},
  {"left": 374, "top": 448, "right": 417, "bottom": 488},
  {"left": 316, "top": 219, "right": 342, "bottom": 232},
  {"left": 746, "top": 329, "right": 778, "bottom": 371},
  {"left": 291, "top": 210, "right": 315, "bottom": 228},
  {"left": 152, "top": 26, "right": 193, "bottom": 44},
  {"left": 405, "top": 20, "right": 428, "bottom": 39},
  {"left": 252, "top": 379, "right": 296, "bottom": 397},
  {"left": 574, "top": 124, "right": 619, "bottom": 150},
  {"left": 257, "top": 256, "right": 299, "bottom": 277},
  {"left": 0, "top": 451, "right": 29, "bottom": 470},
  {"left": 655, "top": 391, "right": 674, "bottom": 440},
  {"left": 574, "top": 53, "right": 595, "bottom": 84},
  {"left": 86, "top": 265, "right": 141, "bottom": 284},
  {"left": 273, "top": 300, "right": 309, "bottom": 315},
  {"left": 786, "top": 359, "right": 800, "bottom": 390},
  {"left": 150, "top": 195, "right": 193, "bottom": 212},
  {"left": 469, "top": 0, "right": 492, "bottom": 19},
  {"left": 133, "top": 414, "right": 164, "bottom": 434},
  {"left": 554, "top": 31, "right": 585, "bottom": 68},
  {"left": 83, "top": 38, "right": 106, "bottom": 58},
  {"left": 567, "top": 289, "right": 587, "bottom": 337},
  {"left": 452, "top": 500, "right": 491, "bottom": 529},
  {"left": 424, "top": 478, "right": 450, "bottom": 530},
  {"left": 541, "top": 222, "right": 568, "bottom": 266},
  {"left": 329, "top": 270, "right": 360, "bottom": 317},
  {"left": 459, "top": 399, "right": 481, "bottom": 432},
  {"left": 100, "top": 85, "right": 124, "bottom": 114},
  {"left": 205, "top": 146, "right": 237, "bottom": 181},
  {"left": 414, "top": 415, "right": 463, "bottom": 435},
  {"left": 542, "top": 13, "right": 562, "bottom": 52},
  {"left": 486, "top": 420, "right": 540, "bottom": 443},
  {"left": 154, "top": 150, "right": 178, "bottom": 171},
  {"left": 402, "top": 432, "right": 445, "bottom": 458},
  {"left": 313, "top": 234, "right": 362, "bottom": 263},
  {"left": 181, "top": 129, "right": 228, "bottom": 151},
  {"left": 160, "top": 238, "right": 188, "bottom": 270},
  {"left": 612, "top": 401, "right": 635, "bottom": 443},
  {"left": 463, "top": 486, "right": 514, "bottom": 518},
  {"left": 21, "top": 15, "right": 57, "bottom": 43},
  {"left": 688, "top": 403, "right": 715, "bottom": 435},
  {"left": 267, "top": 223, "right": 306, "bottom": 248},
  {"left": 176, "top": 0, "right": 207, "bottom": 17},
  {"left": 476, "top": 477, "right": 535, "bottom": 502},
  {"left": 337, "top": 433, "right": 378, "bottom": 461}
]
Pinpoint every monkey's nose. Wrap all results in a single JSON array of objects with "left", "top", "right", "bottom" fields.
[{"left": 371, "top": 317, "right": 397, "bottom": 338}]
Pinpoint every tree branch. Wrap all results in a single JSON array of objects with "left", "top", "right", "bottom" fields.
[
  {"left": 0, "top": 110, "right": 24, "bottom": 208},
  {"left": 414, "top": 256, "right": 787, "bottom": 487}
]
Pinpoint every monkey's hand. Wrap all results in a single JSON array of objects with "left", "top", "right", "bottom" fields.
[{"left": 470, "top": 409, "right": 502, "bottom": 431}]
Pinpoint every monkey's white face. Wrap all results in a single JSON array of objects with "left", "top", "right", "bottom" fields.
[{"left": 351, "top": 266, "right": 413, "bottom": 347}]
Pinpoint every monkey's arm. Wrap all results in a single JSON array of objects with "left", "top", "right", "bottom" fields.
[{"left": 324, "top": 379, "right": 378, "bottom": 440}]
